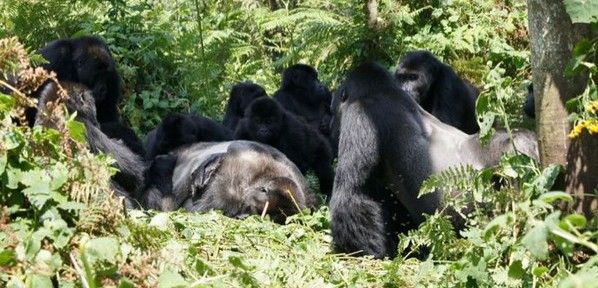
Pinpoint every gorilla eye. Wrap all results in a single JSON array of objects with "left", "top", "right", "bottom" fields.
[
  {"left": 260, "top": 187, "right": 268, "bottom": 193},
  {"left": 340, "top": 89, "right": 348, "bottom": 102},
  {"left": 398, "top": 73, "right": 419, "bottom": 81}
]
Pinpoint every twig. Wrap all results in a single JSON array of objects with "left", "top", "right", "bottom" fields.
[{"left": 70, "top": 252, "right": 91, "bottom": 288}]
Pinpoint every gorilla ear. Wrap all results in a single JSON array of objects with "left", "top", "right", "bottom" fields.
[{"left": 190, "top": 153, "right": 225, "bottom": 196}]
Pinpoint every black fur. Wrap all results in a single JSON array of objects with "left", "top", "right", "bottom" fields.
[
  {"left": 235, "top": 97, "right": 334, "bottom": 196},
  {"left": 144, "top": 113, "right": 233, "bottom": 159},
  {"left": 330, "top": 63, "right": 538, "bottom": 258},
  {"left": 524, "top": 84, "right": 535, "bottom": 118},
  {"left": 223, "top": 81, "right": 268, "bottom": 130},
  {"left": 39, "top": 36, "right": 122, "bottom": 123},
  {"left": 100, "top": 121, "right": 145, "bottom": 156},
  {"left": 142, "top": 141, "right": 315, "bottom": 223},
  {"left": 273, "top": 64, "right": 333, "bottom": 137},
  {"left": 395, "top": 51, "right": 479, "bottom": 134},
  {"left": 35, "top": 82, "right": 145, "bottom": 208}
]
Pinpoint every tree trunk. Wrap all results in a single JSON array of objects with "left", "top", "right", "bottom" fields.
[{"left": 527, "top": 0, "right": 597, "bottom": 217}]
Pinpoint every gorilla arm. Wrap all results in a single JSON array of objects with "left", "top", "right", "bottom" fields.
[{"left": 330, "top": 102, "right": 388, "bottom": 258}]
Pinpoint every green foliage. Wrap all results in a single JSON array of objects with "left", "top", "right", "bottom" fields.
[
  {"left": 564, "top": 0, "right": 598, "bottom": 24},
  {"left": 1, "top": 1, "right": 596, "bottom": 287}
]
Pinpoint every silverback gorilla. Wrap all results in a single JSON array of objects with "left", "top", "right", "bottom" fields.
[
  {"left": 274, "top": 64, "right": 333, "bottom": 137},
  {"left": 330, "top": 63, "right": 538, "bottom": 258},
  {"left": 234, "top": 97, "right": 334, "bottom": 196},
  {"left": 35, "top": 81, "right": 145, "bottom": 207},
  {"left": 223, "top": 81, "right": 268, "bottom": 131},
  {"left": 395, "top": 51, "right": 480, "bottom": 134},
  {"left": 143, "top": 141, "right": 315, "bottom": 223}
]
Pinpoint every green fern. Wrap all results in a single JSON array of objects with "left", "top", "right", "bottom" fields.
[{"left": 419, "top": 164, "right": 479, "bottom": 198}]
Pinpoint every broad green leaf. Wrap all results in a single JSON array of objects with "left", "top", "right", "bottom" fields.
[
  {"left": 522, "top": 223, "right": 549, "bottom": 259},
  {"left": 158, "top": 269, "right": 188, "bottom": 288},
  {"left": 67, "top": 118, "right": 87, "bottom": 144},
  {"left": 560, "top": 214, "right": 587, "bottom": 230},
  {"left": 508, "top": 260, "right": 525, "bottom": 279},
  {"left": 538, "top": 191, "right": 572, "bottom": 204},
  {"left": 26, "top": 274, "right": 53, "bottom": 288},
  {"left": 84, "top": 237, "right": 119, "bottom": 265},
  {"left": 564, "top": 0, "right": 598, "bottom": 23},
  {"left": 0, "top": 151, "right": 6, "bottom": 175}
]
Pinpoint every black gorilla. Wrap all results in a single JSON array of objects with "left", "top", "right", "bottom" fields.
[
  {"left": 100, "top": 121, "right": 145, "bottom": 156},
  {"left": 144, "top": 113, "right": 233, "bottom": 159},
  {"left": 223, "top": 81, "right": 268, "bottom": 130},
  {"left": 35, "top": 81, "right": 145, "bottom": 208},
  {"left": 330, "top": 63, "right": 538, "bottom": 258},
  {"left": 39, "top": 36, "right": 122, "bottom": 123},
  {"left": 234, "top": 97, "right": 334, "bottom": 196},
  {"left": 141, "top": 141, "right": 315, "bottom": 223},
  {"left": 273, "top": 64, "right": 333, "bottom": 137},
  {"left": 395, "top": 51, "right": 479, "bottom": 134},
  {"left": 524, "top": 84, "right": 535, "bottom": 118}
]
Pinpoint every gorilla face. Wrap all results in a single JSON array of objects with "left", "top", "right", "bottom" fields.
[
  {"left": 282, "top": 64, "right": 328, "bottom": 104},
  {"left": 395, "top": 67, "right": 431, "bottom": 103},
  {"left": 72, "top": 38, "right": 118, "bottom": 102},
  {"left": 238, "top": 176, "right": 301, "bottom": 223},
  {"left": 245, "top": 97, "right": 284, "bottom": 143}
]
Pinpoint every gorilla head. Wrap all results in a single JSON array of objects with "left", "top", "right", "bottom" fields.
[
  {"left": 243, "top": 97, "right": 284, "bottom": 143},
  {"left": 394, "top": 51, "right": 438, "bottom": 103},
  {"left": 394, "top": 50, "right": 479, "bottom": 134},
  {"left": 223, "top": 81, "right": 268, "bottom": 130},
  {"left": 280, "top": 64, "right": 328, "bottom": 104}
]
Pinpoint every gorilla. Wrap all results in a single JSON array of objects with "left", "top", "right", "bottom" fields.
[
  {"left": 100, "top": 121, "right": 145, "bottom": 156},
  {"left": 234, "top": 97, "right": 334, "bottom": 196},
  {"left": 330, "top": 63, "right": 538, "bottom": 258},
  {"left": 35, "top": 81, "right": 145, "bottom": 207},
  {"left": 39, "top": 36, "right": 122, "bottom": 123},
  {"left": 144, "top": 113, "right": 233, "bottom": 160},
  {"left": 273, "top": 64, "right": 333, "bottom": 137},
  {"left": 142, "top": 141, "right": 315, "bottom": 223},
  {"left": 524, "top": 84, "right": 535, "bottom": 118},
  {"left": 223, "top": 81, "right": 268, "bottom": 130},
  {"left": 395, "top": 51, "right": 480, "bottom": 134}
]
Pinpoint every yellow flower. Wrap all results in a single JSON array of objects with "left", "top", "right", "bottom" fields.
[{"left": 588, "top": 100, "right": 598, "bottom": 114}]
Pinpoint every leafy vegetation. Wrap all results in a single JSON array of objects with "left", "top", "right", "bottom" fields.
[{"left": 1, "top": 1, "right": 597, "bottom": 287}]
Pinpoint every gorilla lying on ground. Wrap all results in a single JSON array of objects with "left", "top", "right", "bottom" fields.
[
  {"left": 100, "top": 121, "right": 146, "bottom": 156},
  {"left": 142, "top": 141, "right": 315, "bottom": 223},
  {"left": 223, "top": 81, "right": 268, "bottom": 130},
  {"left": 35, "top": 81, "right": 145, "bottom": 208},
  {"left": 331, "top": 62, "right": 538, "bottom": 258},
  {"left": 144, "top": 113, "right": 233, "bottom": 159},
  {"left": 395, "top": 51, "right": 480, "bottom": 134},
  {"left": 234, "top": 97, "right": 334, "bottom": 196},
  {"left": 274, "top": 64, "right": 333, "bottom": 137}
]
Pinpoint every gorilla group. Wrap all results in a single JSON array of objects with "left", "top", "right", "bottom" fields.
[{"left": 27, "top": 35, "right": 541, "bottom": 259}]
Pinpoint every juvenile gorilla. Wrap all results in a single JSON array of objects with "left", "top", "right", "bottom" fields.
[
  {"left": 235, "top": 97, "right": 334, "bottom": 196},
  {"left": 331, "top": 63, "right": 538, "bottom": 258},
  {"left": 274, "top": 64, "right": 333, "bottom": 137},
  {"left": 143, "top": 141, "right": 315, "bottom": 223},
  {"left": 144, "top": 113, "right": 233, "bottom": 159},
  {"left": 35, "top": 81, "right": 145, "bottom": 207},
  {"left": 39, "top": 36, "right": 122, "bottom": 123},
  {"left": 223, "top": 81, "right": 268, "bottom": 130},
  {"left": 395, "top": 51, "right": 479, "bottom": 134}
]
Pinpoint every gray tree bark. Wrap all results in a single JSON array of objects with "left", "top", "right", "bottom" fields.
[{"left": 527, "top": 0, "right": 597, "bottom": 217}]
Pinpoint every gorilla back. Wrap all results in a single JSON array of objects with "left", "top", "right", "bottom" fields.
[
  {"left": 331, "top": 63, "right": 538, "bottom": 258},
  {"left": 157, "top": 141, "right": 315, "bottom": 223}
]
